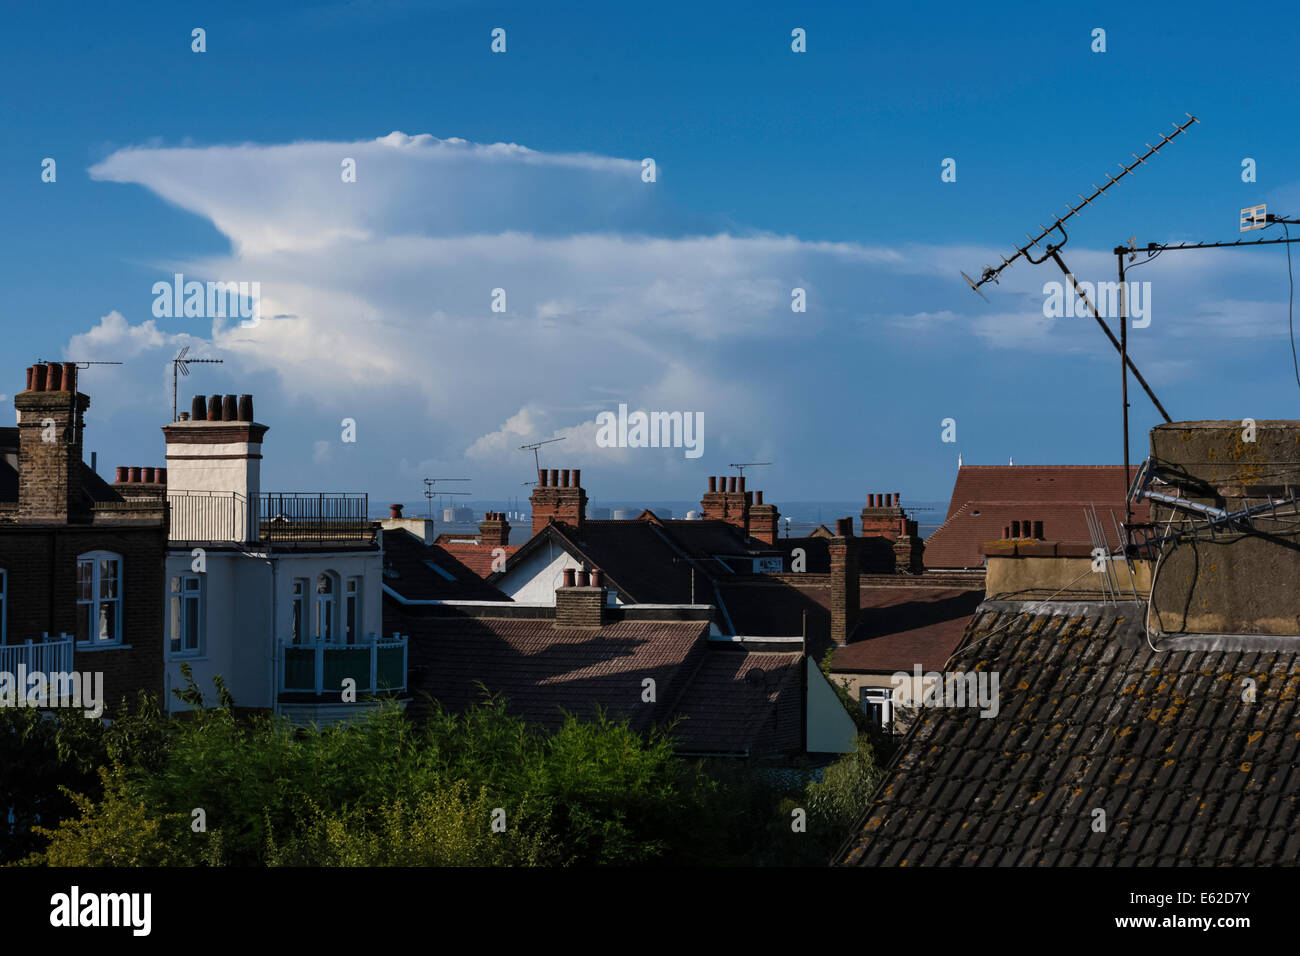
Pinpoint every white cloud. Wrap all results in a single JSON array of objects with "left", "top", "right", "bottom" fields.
[{"left": 73, "top": 132, "right": 1300, "bottom": 497}]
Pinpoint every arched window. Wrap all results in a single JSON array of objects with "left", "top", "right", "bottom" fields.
[
  {"left": 314, "top": 572, "right": 337, "bottom": 642},
  {"left": 77, "top": 551, "right": 123, "bottom": 645}
]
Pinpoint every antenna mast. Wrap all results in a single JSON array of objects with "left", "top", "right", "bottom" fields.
[
  {"left": 422, "top": 478, "right": 471, "bottom": 519},
  {"left": 961, "top": 113, "right": 1200, "bottom": 425},
  {"left": 520, "top": 436, "right": 566, "bottom": 473},
  {"left": 171, "top": 347, "right": 224, "bottom": 422}
]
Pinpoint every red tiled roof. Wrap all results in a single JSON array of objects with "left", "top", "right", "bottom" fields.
[
  {"left": 439, "top": 540, "right": 520, "bottom": 578},
  {"left": 924, "top": 465, "right": 1148, "bottom": 569},
  {"left": 405, "top": 614, "right": 706, "bottom": 731},
  {"left": 402, "top": 609, "right": 806, "bottom": 755},
  {"left": 832, "top": 587, "right": 985, "bottom": 672}
]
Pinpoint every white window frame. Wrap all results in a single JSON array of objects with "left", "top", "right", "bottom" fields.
[
  {"left": 291, "top": 578, "right": 308, "bottom": 645},
  {"left": 314, "top": 572, "right": 337, "bottom": 643},
  {"left": 344, "top": 576, "right": 361, "bottom": 645},
  {"left": 77, "top": 551, "right": 123, "bottom": 646},
  {"left": 860, "top": 686, "right": 894, "bottom": 732},
  {"left": 168, "top": 574, "right": 203, "bottom": 656}
]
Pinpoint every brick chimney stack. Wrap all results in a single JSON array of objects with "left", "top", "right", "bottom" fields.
[
  {"left": 555, "top": 568, "right": 606, "bottom": 627},
  {"left": 861, "top": 491, "right": 918, "bottom": 542},
  {"left": 530, "top": 467, "right": 587, "bottom": 537},
  {"left": 16, "top": 362, "right": 88, "bottom": 522},
  {"left": 700, "top": 474, "right": 751, "bottom": 534},
  {"left": 747, "top": 489, "right": 780, "bottom": 544},
  {"left": 479, "top": 511, "right": 511, "bottom": 547},
  {"left": 829, "top": 517, "right": 860, "bottom": 645}
]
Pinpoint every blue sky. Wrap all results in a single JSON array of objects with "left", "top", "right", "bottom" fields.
[{"left": 4, "top": 0, "right": 1300, "bottom": 506}]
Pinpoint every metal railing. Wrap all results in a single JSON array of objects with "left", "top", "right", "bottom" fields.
[
  {"left": 0, "top": 634, "right": 74, "bottom": 677},
  {"left": 279, "top": 634, "right": 407, "bottom": 697},
  {"left": 168, "top": 492, "right": 371, "bottom": 545}
]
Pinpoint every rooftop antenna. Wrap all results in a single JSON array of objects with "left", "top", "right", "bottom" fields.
[
  {"left": 1110, "top": 205, "right": 1300, "bottom": 535},
  {"left": 729, "top": 462, "right": 772, "bottom": 478},
  {"left": 35, "top": 360, "right": 124, "bottom": 447},
  {"left": 962, "top": 113, "right": 1199, "bottom": 426},
  {"left": 422, "top": 477, "right": 470, "bottom": 520},
  {"left": 170, "top": 347, "right": 223, "bottom": 422},
  {"left": 520, "top": 436, "right": 566, "bottom": 473},
  {"left": 38, "top": 360, "right": 125, "bottom": 369}
]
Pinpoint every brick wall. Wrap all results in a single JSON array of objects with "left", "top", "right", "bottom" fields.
[
  {"left": 0, "top": 524, "right": 165, "bottom": 714},
  {"left": 554, "top": 586, "right": 605, "bottom": 627},
  {"left": 828, "top": 522, "right": 860, "bottom": 645},
  {"left": 530, "top": 468, "right": 587, "bottom": 537}
]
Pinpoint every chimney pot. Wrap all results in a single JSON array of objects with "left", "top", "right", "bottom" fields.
[
  {"left": 114, "top": 466, "right": 127, "bottom": 483},
  {"left": 739, "top": 476, "right": 746, "bottom": 492},
  {"left": 207, "top": 396, "right": 222, "bottom": 422},
  {"left": 46, "top": 362, "right": 62, "bottom": 391},
  {"left": 572, "top": 469, "right": 580, "bottom": 488},
  {"left": 538, "top": 469, "right": 547, "bottom": 487},
  {"left": 744, "top": 490, "right": 752, "bottom": 506},
  {"left": 222, "top": 395, "right": 237, "bottom": 421},
  {"left": 179, "top": 412, "right": 190, "bottom": 421},
  {"left": 24, "top": 367, "right": 33, "bottom": 391},
  {"left": 157, "top": 467, "right": 167, "bottom": 484},
  {"left": 561, "top": 469, "right": 570, "bottom": 488},
  {"left": 143, "top": 467, "right": 156, "bottom": 483},
  {"left": 895, "top": 492, "right": 901, "bottom": 508},
  {"left": 549, "top": 469, "right": 559, "bottom": 487},
  {"left": 129, "top": 466, "right": 142, "bottom": 483},
  {"left": 238, "top": 394, "right": 254, "bottom": 422},
  {"left": 590, "top": 568, "right": 604, "bottom": 588},
  {"left": 62, "top": 363, "right": 77, "bottom": 393},
  {"left": 32, "top": 364, "right": 47, "bottom": 391},
  {"left": 728, "top": 477, "right": 737, "bottom": 493},
  {"left": 191, "top": 396, "right": 207, "bottom": 421},
  {"left": 756, "top": 490, "right": 763, "bottom": 505},
  {"left": 577, "top": 569, "right": 590, "bottom": 587},
  {"left": 390, "top": 503, "right": 403, "bottom": 519},
  {"left": 708, "top": 476, "right": 717, "bottom": 492},
  {"left": 562, "top": 568, "right": 576, "bottom": 588}
]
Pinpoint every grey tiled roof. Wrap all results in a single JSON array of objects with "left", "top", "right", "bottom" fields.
[{"left": 838, "top": 599, "right": 1300, "bottom": 866}]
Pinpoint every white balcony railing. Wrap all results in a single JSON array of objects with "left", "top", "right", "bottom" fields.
[
  {"left": 0, "top": 634, "right": 75, "bottom": 678},
  {"left": 278, "top": 634, "right": 407, "bottom": 697}
]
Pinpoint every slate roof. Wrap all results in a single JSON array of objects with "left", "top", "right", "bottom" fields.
[
  {"left": 382, "top": 527, "right": 510, "bottom": 602},
  {"left": 924, "top": 465, "right": 1148, "bottom": 569},
  {"left": 838, "top": 599, "right": 1300, "bottom": 866}
]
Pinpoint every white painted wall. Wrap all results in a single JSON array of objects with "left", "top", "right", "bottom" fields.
[
  {"left": 165, "top": 438, "right": 262, "bottom": 499},
  {"left": 496, "top": 541, "right": 624, "bottom": 605},
  {"left": 806, "top": 660, "right": 857, "bottom": 753},
  {"left": 165, "top": 549, "right": 383, "bottom": 712}
]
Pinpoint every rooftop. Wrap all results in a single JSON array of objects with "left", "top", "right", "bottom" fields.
[{"left": 838, "top": 599, "right": 1300, "bottom": 866}]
